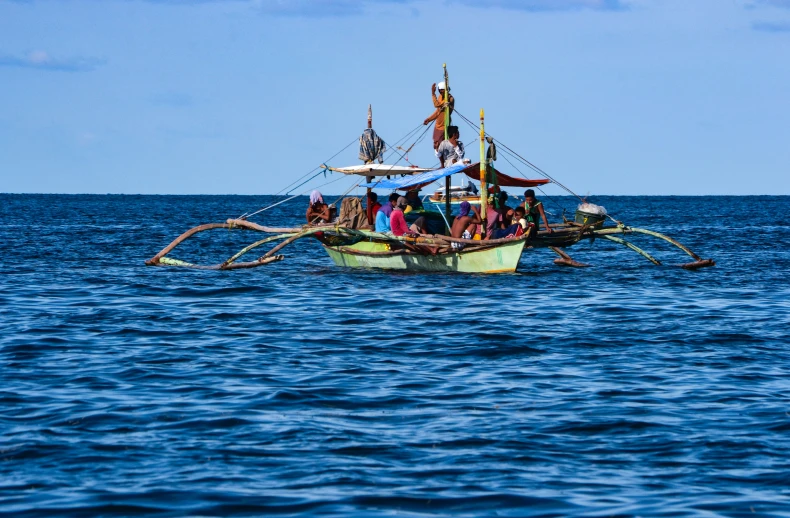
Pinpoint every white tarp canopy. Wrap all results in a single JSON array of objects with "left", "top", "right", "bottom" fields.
[{"left": 328, "top": 164, "right": 433, "bottom": 177}]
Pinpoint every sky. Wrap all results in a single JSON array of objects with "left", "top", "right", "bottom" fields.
[{"left": 0, "top": 0, "right": 788, "bottom": 196}]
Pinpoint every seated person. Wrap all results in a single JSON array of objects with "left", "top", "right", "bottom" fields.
[
  {"left": 498, "top": 191, "right": 513, "bottom": 219},
  {"left": 435, "top": 126, "right": 471, "bottom": 167},
  {"left": 491, "top": 206, "right": 528, "bottom": 239},
  {"left": 450, "top": 201, "right": 481, "bottom": 249},
  {"left": 306, "top": 190, "right": 334, "bottom": 225},
  {"left": 375, "top": 193, "right": 398, "bottom": 233},
  {"left": 485, "top": 195, "right": 503, "bottom": 239},
  {"left": 409, "top": 216, "right": 429, "bottom": 235},
  {"left": 405, "top": 189, "right": 423, "bottom": 212},
  {"left": 366, "top": 192, "right": 382, "bottom": 225},
  {"left": 389, "top": 197, "right": 411, "bottom": 237},
  {"left": 511, "top": 206, "right": 528, "bottom": 230}
]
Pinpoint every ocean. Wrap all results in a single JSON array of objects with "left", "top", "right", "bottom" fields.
[{"left": 1, "top": 194, "right": 789, "bottom": 517}]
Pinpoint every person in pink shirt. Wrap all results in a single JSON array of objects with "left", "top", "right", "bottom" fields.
[{"left": 389, "top": 197, "right": 411, "bottom": 237}]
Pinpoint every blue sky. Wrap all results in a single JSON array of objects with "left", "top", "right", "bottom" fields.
[{"left": 0, "top": 0, "right": 788, "bottom": 195}]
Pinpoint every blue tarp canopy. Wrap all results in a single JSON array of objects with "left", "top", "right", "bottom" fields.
[{"left": 359, "top": 163, "right": 467, "bottom": 190}]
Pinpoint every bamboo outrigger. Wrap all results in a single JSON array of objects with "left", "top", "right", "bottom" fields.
[{"left": 146, "top": 66, "right": 715, "bottom": 273}]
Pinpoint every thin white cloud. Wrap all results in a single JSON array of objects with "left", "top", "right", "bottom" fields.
[{"left": 0, "top": 50, "right": 105, "bottom": 72}]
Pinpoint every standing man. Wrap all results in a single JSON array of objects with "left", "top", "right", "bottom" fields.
[
  {"left": 519, "top": 189, "right": 553, "bottom": 233},
  {"left": 423, "top": 81, "right": 455, "bottom": 150}
]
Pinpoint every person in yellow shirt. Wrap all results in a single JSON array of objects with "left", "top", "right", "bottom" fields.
[{"left": 423, "top": 81, "right": 455, "bottom": 150}]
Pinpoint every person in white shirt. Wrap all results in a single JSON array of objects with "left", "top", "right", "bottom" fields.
[{"left": 435, "top": 126, "right": 470, "bottom": 167}]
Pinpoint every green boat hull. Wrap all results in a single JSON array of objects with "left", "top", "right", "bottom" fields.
[{"left": 323, "top": 239, "right": 526, "bottom": 273}]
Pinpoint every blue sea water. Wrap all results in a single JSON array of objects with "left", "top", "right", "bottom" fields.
[{"left": 1, "top": 194, "right": 789, "bottom": 517}]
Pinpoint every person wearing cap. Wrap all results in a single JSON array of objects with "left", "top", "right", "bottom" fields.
[
  {"left": 450, "top": 201, "right": 481, "bottom": 249},
  {"left": 423, "top": 81, "right": 455, "bottom": 150},
  {"left": 518, "top": 189, "right": 552, "bottom": 233},
  {"left": 389, "top": 196, "right": 411, "bottom": 237}
]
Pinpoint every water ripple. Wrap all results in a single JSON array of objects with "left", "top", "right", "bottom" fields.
[{"left": 1, "top": 194, "right": 789, "bottom": 516}]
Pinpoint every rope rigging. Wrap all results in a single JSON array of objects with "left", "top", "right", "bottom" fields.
[
  {"left": 240, "top": 106, "right": 616, "bottom": 226},
  {"left": 452, "top": 109, "right": 584, "bottom": 202},
  {"left": 278, "top": 136, "right": 358, "bottom": 196},
  {"left": 237, "top": 122, "right": 427, "bottom": 221},
  {"left": 452, "top": 108, "right": 621, "bottom": 226}
]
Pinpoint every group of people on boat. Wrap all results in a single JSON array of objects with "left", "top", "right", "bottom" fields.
[
  {"left": 307, "top": 184, "right": 552, "bottom": 244},
  {"left": 448, "top": 190, "right": 550, "bottom": 243},
  {"left": 360, "top": 188, "right": 551, "bottom": 241},
  {"left": 306, "top": 78, "right": 552, "bottom": 241},
  {"left": 371, "top": 192, "right": 426, "bottom": 235}
]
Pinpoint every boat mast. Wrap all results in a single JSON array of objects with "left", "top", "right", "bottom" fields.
[
  {"left": 365, "top": 104, "right": 373, "bottom": 205},
  {"left": 479, "top": 108, "right": 487, "bottom": 231},
  {"left": 443, "top": 64, "right": 452, "bottom": 226}
]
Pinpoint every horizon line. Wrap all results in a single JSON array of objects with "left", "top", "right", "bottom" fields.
[{"left": 1, "top": 192, "right": 787, "bottom": 197}]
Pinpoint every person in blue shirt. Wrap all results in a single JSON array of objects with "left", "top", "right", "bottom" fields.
[{"left": 375, "top": 193, "right": 399, "bottom": 232}]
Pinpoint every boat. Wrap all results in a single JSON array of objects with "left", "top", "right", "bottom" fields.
[
  {"left": 145, "top": 65, "right": 715, "bottom": 273},
  {"left": 322, "top": 233, "right": 527, "bottom": 274},
  {"left": 427, "top": 182, "right": 481, "bottom": 209}
]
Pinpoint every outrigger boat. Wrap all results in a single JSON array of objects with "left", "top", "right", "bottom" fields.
[{"left": 146, "top": 66, "right": 715, "bottom": 273}]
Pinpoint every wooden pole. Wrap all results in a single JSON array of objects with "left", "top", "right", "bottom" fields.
[
  {"left": 366, "top": 104, "right": 373, "bottom": 226},
  {"left": 479, "top": 108, "right": 487, "bottom": 236},
  {"left": 443, "top": 64, "right": 451, "bottom": 231},
  {"left": 443, "top": 65, "right": 450, "bottom": 141}
]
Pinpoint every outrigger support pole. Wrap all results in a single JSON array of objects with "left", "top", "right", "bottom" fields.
[
  {"left": 631, "top": 227, "right": 700, "bottom": 259},
  {"left": 158, "top": 255, "right": 286, "bottom": 270},
  {"left": 145, "top": 219, "right": 310, "bottom": 270},
  {"left": 600, "top": 234, "right": 662, "bottom": 265},
  {"left": 590, "top": 225, "right": 715, "bottom": 269},
  {"left": 550, "top": 246, "right": 590, "bottom": 268},
  {"left": 627, "top": 227, "right": 716, "bottom": 268}
]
